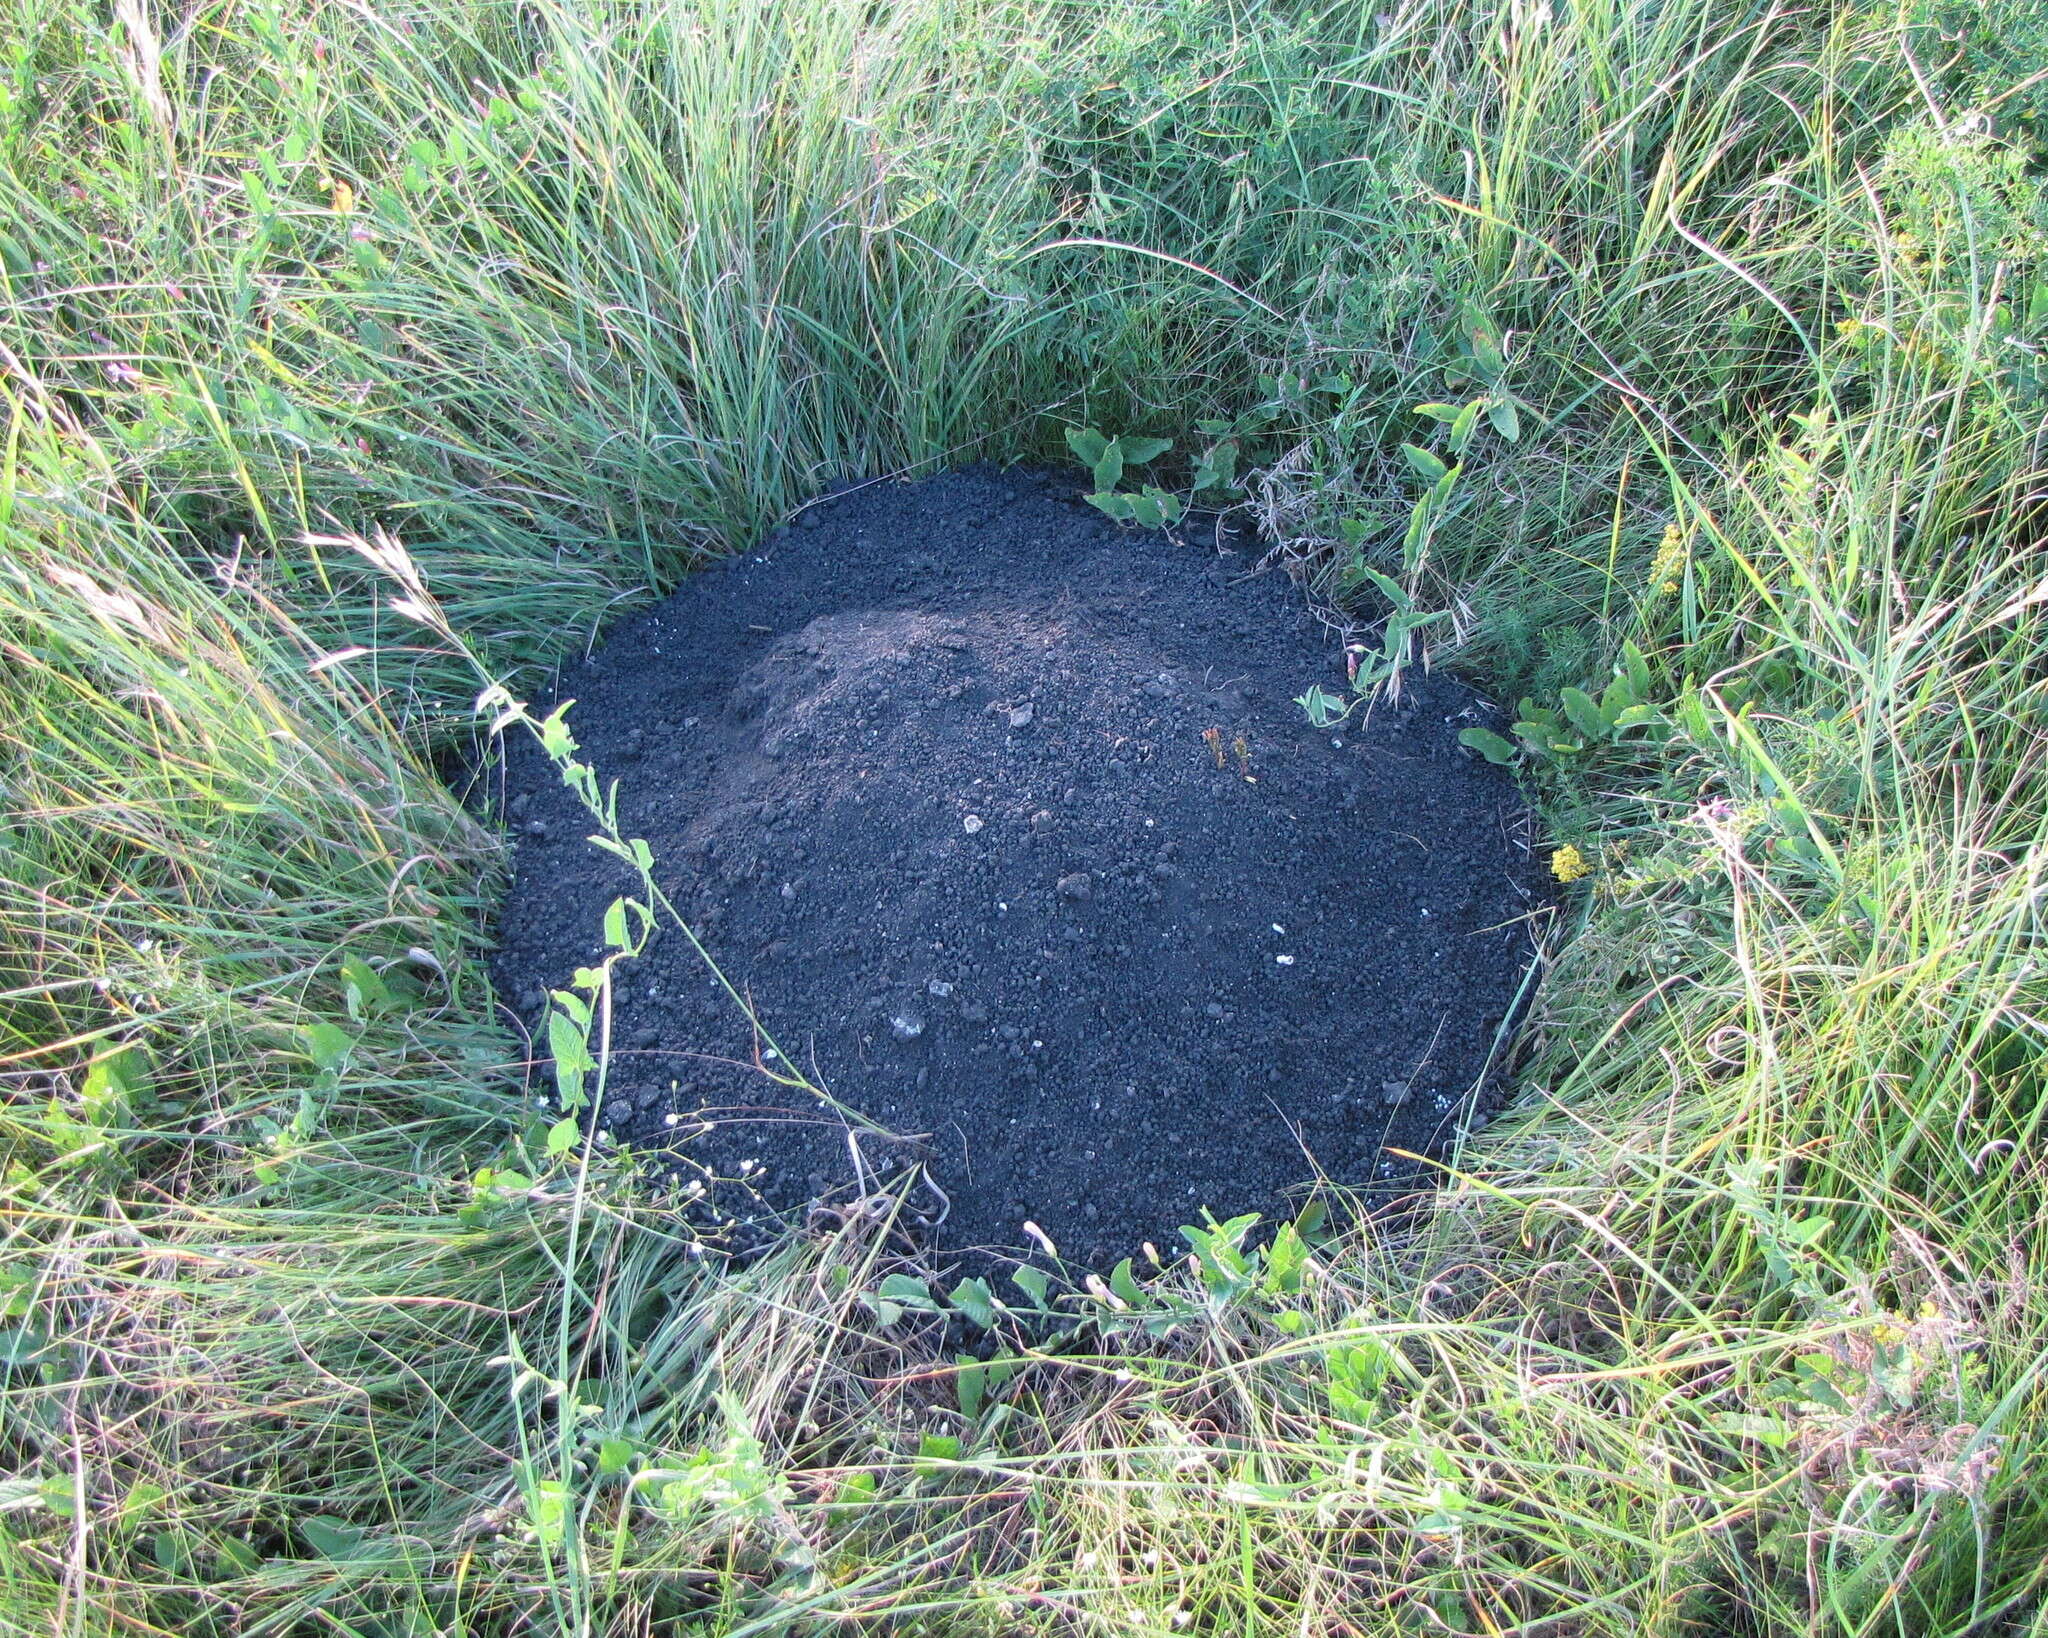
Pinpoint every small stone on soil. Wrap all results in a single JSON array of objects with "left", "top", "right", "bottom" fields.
[{"left": 889, "top": 1011, "right": 926, "bottom": 1042}]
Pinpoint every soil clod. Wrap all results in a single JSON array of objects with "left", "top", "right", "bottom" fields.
[{"left": 491, "top": 468, "right": 1540, "bottom": 1266}]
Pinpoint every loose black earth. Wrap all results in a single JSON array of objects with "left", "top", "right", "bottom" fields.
[{"left": 491, "top": 468, "right": 1540, "bottom": 1267}]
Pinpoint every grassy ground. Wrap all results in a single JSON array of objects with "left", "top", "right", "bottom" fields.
[{"left": 2, "top": 0, "right": 2046, "bottom": 1631}]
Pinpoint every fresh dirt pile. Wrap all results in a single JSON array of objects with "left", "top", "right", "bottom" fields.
[{"left": 491, "top": 468, "right": 1540, "bottom": 1266}]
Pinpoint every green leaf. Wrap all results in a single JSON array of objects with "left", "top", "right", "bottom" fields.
[
  {"left": 1355, "top": 564, "right": 1412, "bottom": 612},
  {"left": 1192, "top": 440, "right": 1237, "bottom": 492},
  {"left": 954, "top": 1355, "right": 985, "bottom": 1420},
  {"left": 1620, "top": 639, "right": 1652, "bottom": 701},
  {"left": 1336, "top": 1338, "right": 1394, "bottom": 1396},
  {"left": 0, "top": 1477, "right": 50, "bottom": 1513},
  {"left": 81, "top": 1044, "right": 149, "bottom": 1121},
  {"left": 337, "top": 953, "right": 390, "bottom": 1021},
  {"left": 1448, "top": 398, "right": 1484, "bottom": 455},
  {"left": 1124, "top": 490, "right": 1165, "bottom": 528},
  {"left": 1400, "top": 490, "right": 1434, "bottom": 571},
  {"left": 878, "top": 1273, "right": 938, "bottom": 1311},
  {"left": 1399, "top": 443, "right": 1449, "bottom": 483},
  {"left": 545, "top": 1116, "right": 581, "bottom": 1156},
  {"left": 1329, "top": 1379, "right": 1375, "bottom": 1425},
  {"left": 1599, "top": 674, "right": 1638, "bottom": 719},
  {"left": 0, "top": 1325, "right": 47, "bottom": 1366},
  {"left": 948, "top": 1277, "right": 997, "bottom": 1329},
  {"left": 119, "top": 1479, "right": 166, "bottom": 1523},
  {"left": 1117, "top": 436, "right": 1172, "bottom": 465},
  {"left": 1110, "top": 1258, "right": 1147, "bottom": 1307},
  {"left": 1221, "top": 1474, "right": 1302, "bottom": 1506},
  {"left": 1084, "top": 491, "right": 1133, "bottom": 522},
  {"left": 1412, "top": 402, "right": 1462, "bottom": 423},
  {"left": 1789, "top": 1355, "right": 1854, "bottom": 1413},
  {"left": 1182, "top": 1212, "right": 1260, "bottom": 1298},
  {"left": 1263, "top": 1223, "right": 1308, "bottom": 1294},
  {"left": 1464, "top": 306, "right": 1507, "bottom": 380},
  {"left": 914, "top": 1432, "right": 961, "bottom": 1472},
  {"left": 1295, "top": 684, "right": 1353, "bottom": 730},
  {"left": 1708, "top": 1412, "right": 1796, "bottom": 1450},
  {"left": 1063, "top": 426, "right": 1109, "bottom": 469},
  {"left": 298, "top": 1516, "right": 366, "bottom": 1559},
  {"left": 1293, "top": 1201, "right": 1331, "bottom": 1250},
  {"left": 298, "top": 1021, "right": 357, "bottom": 1076},
  {"left": 828, "top": 1469, "right": 878, "bottom": 1524},
  {"left": 524, "top": 1476, "right": 569, "bottom": 1548},
  {"left": 546, "top": 1009, "right": 597, "bottom": 1110},
  {"left": 1558, "top": 687, "right": 1608, "bottom": 742},
  {"left": 1458, "top": 727, "right": 1519, "bottom": 765},
  {"left": 1486, "top": 395, "right": 1522, "bottom": 443},
  {"left": 1091, "top": 448, "right": 1125, "bottom": 492},
  {"left": 537, "top": 702, "right": 579, "bottom": 764},
  {"left": 602, "top": 898, "right": 629, "bottom": 951},
  {"left": 1144, "top": 486, "right": 1184, "bottom": 526},
  {"left": 1010, "top": 1265, "right": 1050, "bottom": 1307}
]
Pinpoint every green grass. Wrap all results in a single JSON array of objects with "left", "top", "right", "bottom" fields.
[{"left": 3, "top": 0, "right": 2046, "bottom": 1631}]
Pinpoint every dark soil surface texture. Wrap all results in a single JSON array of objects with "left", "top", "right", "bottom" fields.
[{"left": 490, "top": 467, "right": 1541, "bottom": 1267}]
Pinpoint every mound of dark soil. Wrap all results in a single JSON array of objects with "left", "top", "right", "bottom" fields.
[{"left": 491, "top": 468, "right": 1540, "bottom": 1266}]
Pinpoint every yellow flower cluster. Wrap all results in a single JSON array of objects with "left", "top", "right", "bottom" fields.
[
  {"left": 1648, "top": 523, "right": 1686, "bottom": 596},
  {"left": 1550, "top": 844, "right": 1591, "bottom": 883}
]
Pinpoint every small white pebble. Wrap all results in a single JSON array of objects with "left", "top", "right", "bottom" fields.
[
  {"left": 763, "top": 1047, "right": 778, "bottom": 1060},
  {"left": 664, "top": 1112, "right": 680, "bottom": 1127},
  {"left": 962, "top": 814, "right": 984, "bottom": 834},
  {"left": 1275, "top": 954, "right": 1296, "bottom": 966},
  {"left": 1272, "top": 923, "right": 1286, "bottom": 934}
]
